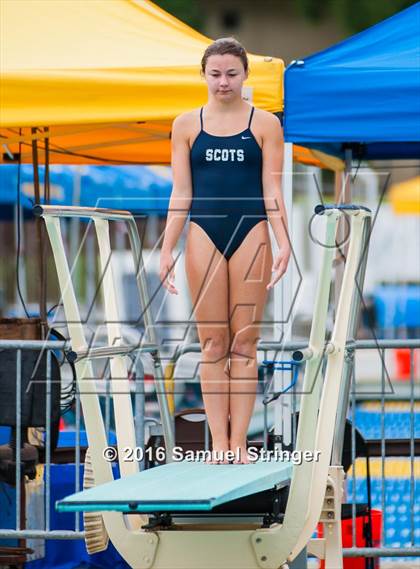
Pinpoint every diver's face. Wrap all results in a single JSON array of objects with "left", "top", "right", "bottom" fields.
[{"left": 204, "top": 54, "right": 247, "bottom": 100}]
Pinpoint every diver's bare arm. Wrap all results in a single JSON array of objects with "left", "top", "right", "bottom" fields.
[
  {"left": 262, "top": 113, "right": 290, "bottom": 287},
  {"left": 262, "top": 113, "right": 289, "bottom": 250},
  {"left": 161, "top": 115, "right": 193, "bottom": 254}
]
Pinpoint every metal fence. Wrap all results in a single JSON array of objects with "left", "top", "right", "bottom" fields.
[
  {"left": 0, "top": 337, "right": 419, "bottom": 564},
  {"left": 0, "top": 338, "right": 148, "bottom": 545}
]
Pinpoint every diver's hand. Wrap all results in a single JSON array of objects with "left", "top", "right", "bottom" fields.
[
  {"left": 266, "top": 247, "right": 291, "bottom": 290},
  {"left": 160, "top": 251, "right": 178, "bottom": 295}
]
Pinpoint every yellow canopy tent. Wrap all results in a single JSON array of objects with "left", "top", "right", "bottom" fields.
[
  {"left": 389, "top": 176, "right": 420, "bottom": 214},
  {"left": 0, "top": 0, "right": 341, "bottom": 169}
]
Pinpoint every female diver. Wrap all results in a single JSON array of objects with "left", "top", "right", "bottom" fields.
[{"left": 160, "top": 38, "right": 290, "bottom": 463}]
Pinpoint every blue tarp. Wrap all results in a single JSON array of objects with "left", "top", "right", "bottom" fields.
[
  {"left": 0, "top": 426, "right": 129, "bottom": 568},
  {"left": 284, "top": 3, "right": 420, "bottom": 159},
  {"left": 0, "top": 165, "right": 172, "bottom": 219},
  {"left": 373, "top": 284, "right": 420, "bottom": 331}
]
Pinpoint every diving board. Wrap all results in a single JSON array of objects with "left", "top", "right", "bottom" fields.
[{"left": 57, "top": 460, "right": 292, "bottom": 513}]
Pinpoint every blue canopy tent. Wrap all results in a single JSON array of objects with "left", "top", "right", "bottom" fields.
[
  {"left": 277, "top": 4, "right": 420, "bottom": 490},
  {"left": 284, "top": 2, "right": 420, "bottom": 160},
  {"left": 278, "top": 3, "right": 420, "bottom": 334},
  {"left": 0, "top": 165, "right": 171, "bottom": 220}
]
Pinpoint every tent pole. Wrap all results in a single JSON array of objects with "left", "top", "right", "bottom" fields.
[
  {"left": 42, "top": 128, "right": 50, "bottom": 323},
  {"left": 274, "top": 141, "right": 293, "bottom": 449},
  {"left": 31, "top": 129, "right": 47, "bottom": 334}
]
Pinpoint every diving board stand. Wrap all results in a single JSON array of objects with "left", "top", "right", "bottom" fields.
[{"left": 39, "top": 204, "right": 371, "bottom": 569}]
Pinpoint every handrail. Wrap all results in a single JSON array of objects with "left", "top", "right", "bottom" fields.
[{"left": 33, "top": 204, "right": 133, "bottom": 221}]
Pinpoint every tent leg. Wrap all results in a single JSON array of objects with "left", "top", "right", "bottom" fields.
[{"left": 31, "top": 131, "right": 47, "bottom": 331}]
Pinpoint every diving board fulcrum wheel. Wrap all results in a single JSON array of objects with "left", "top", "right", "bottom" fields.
[{"left": 82, "top": 447, "right": 109, "bottom": 554}]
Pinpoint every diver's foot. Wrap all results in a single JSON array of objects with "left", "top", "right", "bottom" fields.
[
  {"left": 205, "top": 441, "right": 230, "bottom": 464},
  {"left": 230, "top": 444, "right": 251, "bottom": 464}
]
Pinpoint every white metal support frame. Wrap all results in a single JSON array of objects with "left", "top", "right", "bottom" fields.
[
  {"left": 38, "top": 203, "right": 370, "bottom": 569},
  {"left": 307, "top": 465, "right": 345, "bottom": 565},
  {"left": 93, "top": 217, "right": 138, "bottom": 479},
  {"left": 35, "top": 205, "right": 175, "bottom": 566},
  {"left": 41, "top": 214, "right": 152, "bottom": 566}
]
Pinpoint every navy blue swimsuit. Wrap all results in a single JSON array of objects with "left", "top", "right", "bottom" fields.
[{"left": 189, "top": 106, "right": 267, "bottom": 260}]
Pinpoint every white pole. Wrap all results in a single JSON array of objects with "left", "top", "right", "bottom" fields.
[{"left": 273, "top": 141, "right": 293, "bottom": 449}]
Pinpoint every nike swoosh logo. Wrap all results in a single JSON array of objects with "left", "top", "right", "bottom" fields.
[{"left": 241, "top": 136, "right": 251, "bottom": 139}]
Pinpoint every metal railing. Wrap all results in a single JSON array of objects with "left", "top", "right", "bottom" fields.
[
  {"left": 164, "top": 337, "right": 420, "bottom": 561},
  {"left": 0, "top": 337, "right": 418, "bottom": 563},
  {"left": 0, "top": 338, "right": 148, "bottom": 542}
]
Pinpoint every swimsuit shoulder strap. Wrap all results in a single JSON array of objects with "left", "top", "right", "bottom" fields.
[
  {"left": 248, "top": 106, "right": 255, "bottom": 129},
  {"left": 199, "top": 107, "right": 204, "bottom": 131}
]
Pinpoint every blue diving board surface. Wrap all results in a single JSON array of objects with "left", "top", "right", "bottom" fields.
[{"left": 56, "top": 460, "right": 292, "bottom": 514}]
